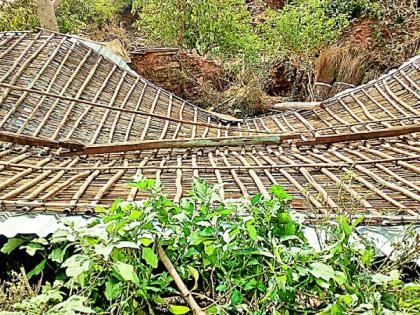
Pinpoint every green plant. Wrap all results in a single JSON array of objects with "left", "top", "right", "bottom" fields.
[
  {"left": 56, "top": 0, "right": 121, "bottom": 33},
  {"left": 1, "top": 178, "right": 419, "bottom": 314},
  {"left": 0, "top": 0, "right": 39, "bottom": 31},
  {"left": 0, "top": 0, "right": 123, "bottom": 33},
  {"left": 259, "top": 0, "right": 350, "bottom": 58},
  {"left": 132, "top": 0, "right": 261, "bottom": 62},
  {"left": 322, "top": 0, "right": 382, "bottom": 20},
  {"left": 0, "top": 271, "right": 38, "bottom": 311}
]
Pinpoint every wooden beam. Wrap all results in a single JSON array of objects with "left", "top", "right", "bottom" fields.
[
  {"left": 62, "top": 134, "right": 300, "bottom": 156},
  {"left": 0, "top": 131, "right": 84, "bottom": 150},
  {"left": 298, "top": 124, "right": 420, "bottom": 146}
]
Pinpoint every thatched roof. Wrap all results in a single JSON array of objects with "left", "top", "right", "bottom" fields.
[{"left": 0, "top": 30, "right": 418, "bottom": 223}]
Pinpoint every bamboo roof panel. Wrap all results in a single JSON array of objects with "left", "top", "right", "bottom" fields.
[{"left": 0, "top": 30, "right": 418, "bottom": 220}]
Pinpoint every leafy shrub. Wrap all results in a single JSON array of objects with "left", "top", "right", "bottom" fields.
[
  {"left": 322, "top": 0, "right": 382, "bottom": 20},
  {"left": 132, "top": 0, "right": 261, "bottom": 62},
  {"left": 0, "top": 0, "right": 38, "bottom": 31},
  {"left": 0, "top": 271, "right": 38, "bottom": 312},
  {"left": 56, "top": 0, "right": 121, "bottom": 33},
  {"left": 1, "top": 178, "right": 419, "bottom": 314},
  {"left": 259, "top": 0, "right": 350, "bottom": 57},
  {"left": 0, "top": 0, "right": 123, "bottom": 33}
]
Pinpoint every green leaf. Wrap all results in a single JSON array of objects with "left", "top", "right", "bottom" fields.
[
  {"left": 381, "top": 292, "right": 398, "bottom": 310},
  {"left": 94, "top": 244, "right": 114, "bottom": 260},
  {"left": 168, "top": 305, "right": 190, "bottom": 314},
  {"left": 27, "top": 259, "right": 46, "bottom": 279},
  {"left": 339, "top": 294, "right": 353, "bottom": 306},
  {"left": 49, "top": 248, "right": 65, "bottom": 263},
  {"left": 309, "top": 262, "right": 335, "bottom": 281},
  {"left": 140, "top": 237, "right": 153, "bottom": 247},
  {"left": 372, "top": 270, "right": 400, "bottom": 285},
  {"left": 129, "top": 209, "right": 143, "bottom": 220},
  {"left": 270, "top": 185, "right": 292, "bottom": 201},
  {"left": 283, "top": 222, "right": 296, "bottom": 235},
  {"left": 63, "top": 254, "right": 93, "bottom": 277},
  {"left": 0, "top": 238, "right": 25, "bottom": 254},
  {"left": 129, "top": 178, "right": 156, "bottom": 190},
  {"left": 188, "top": 266, "right": 199, "bottom": 290},
  {"left": 181, "top": 199, "right": 194, "bottom": 212},
  {"left": 53, "top": 295, "right": 95, "bottom": 313},
  {"left": 216, "top": 284, "right": 227, "bottom": 292},
  {"left": 142, "top": 247, "right": 158, "bottom": 268},
  {"left": 246, "top": 222, "right": 257, "bottom": 240},
  {"left": 206, "top": 305, "right": 219, "bottom": 314},
  {"left": 251, "top": 193, "right": 262, "bottom": 205},
  {"left": 204, "top": 243, "right": 215, "bottom": 256},
  {"left": 21, "top": 242, "right": 44, "bottom": 256},
  {"left": 113, "top": 261, "right": 139, "bottom": 283},
  {"left": 338, "top": 215, "right": 351, "bottom": 236},
  {"left": 278, "top": 212, "right": 291, "bottom": 224},
  {"left": 361, "top": 248, "right": 374, "bottom": 265},
  {"left": 333, "top": 271, "right": 347, "bottom": 285},
  {"left": 231, "top": 290, "right": 243, "bottom": 306},
  {"left": 105, "top": 280, "right": 123, "bottom": 301},
  {"left": 403, "top": 283, "right": 420, "bottom": 292},
  {"left": 115, "top": 241, "right": 139, "bottom": 249}
]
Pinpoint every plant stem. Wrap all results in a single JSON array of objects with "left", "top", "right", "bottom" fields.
[{"left": 157, "top": 245, "right": 206, "bottom": 315}]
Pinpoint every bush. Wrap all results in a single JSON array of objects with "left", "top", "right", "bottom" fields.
[
  {"left": 1, "top": 178, "right": 419, "bottom": 314},
  {"left": 322, "top": 0, "right": 382, "bottom": 20},
  {"left": 0, "top": 0, "right": 38, "bottom": 31},
  {"left": 56, "top": 0, "right": 121, "bottom": 33},
  {"left": 0, "top": 0, "right": 123, "bottom": 33},
  {"left": 259, "top": 0, "right": 350, "bottom": 58},
  {"left": 132, "top": 0, "right": 261, "bottom": 62}
]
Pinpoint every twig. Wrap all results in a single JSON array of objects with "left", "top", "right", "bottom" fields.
[
  {"left": 157, "top": 245, "right": 206, "bottom": 315},
  {"left": 19, "top": 266, "right": 34, "bottom": 295}
]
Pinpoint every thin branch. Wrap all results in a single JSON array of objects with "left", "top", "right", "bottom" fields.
[{"left": 157, "top": 245, "right": 206, "bottom": 315}]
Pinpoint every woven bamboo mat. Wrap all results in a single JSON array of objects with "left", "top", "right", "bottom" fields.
[{"left": 0, "top": 30, "right": 418, "bottom": 222}]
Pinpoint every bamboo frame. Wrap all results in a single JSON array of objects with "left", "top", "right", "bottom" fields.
[{"left": 0, "top": 31, "right": 418, "bottom": 221}]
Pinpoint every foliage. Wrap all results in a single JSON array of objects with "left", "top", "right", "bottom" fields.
[
  {"left": 56, "top": 0, "right": 121, "bottom": 33},
  {"left": 0, "top": 271, "right": 38, "bottom": 311},
  {"left": 259, "top": 0, "right": 350, "bottom": 58},
  {"left": 0, "top": 0, "right": 38, "bottom": 32},
  {"left": 1, "top": 178, "right": 419, "bottom": 314},
  {"left": 132, "top": 0, "right": 261, "bottom": 62},
  {"left": 0, "top": 0, "right": 123, "bottom": 33},
  {"left": 322, "top": 0, "right": 382, "bottom": 20}
]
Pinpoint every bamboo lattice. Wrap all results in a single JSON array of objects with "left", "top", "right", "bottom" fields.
[{"left": 0, "top": 30, "right": 418, "bottom": 222}]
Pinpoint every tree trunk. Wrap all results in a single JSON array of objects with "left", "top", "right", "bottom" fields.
[{"left": 35, "top": 0, "right": 59, "bottom": 32}]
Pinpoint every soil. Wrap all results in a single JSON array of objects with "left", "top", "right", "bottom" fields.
[{"left": 130, "top": 50, "right": 229, "bottom": 109}]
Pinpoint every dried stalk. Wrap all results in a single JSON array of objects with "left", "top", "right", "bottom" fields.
[{"left": 157, "top": 245, "right": 206, "bottom": 315}]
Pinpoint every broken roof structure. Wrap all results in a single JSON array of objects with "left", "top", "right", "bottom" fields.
[{"left": 0, "top": 30, "right": 419, "bottom": 224}]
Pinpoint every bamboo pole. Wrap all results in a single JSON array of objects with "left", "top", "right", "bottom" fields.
[
  {"left": 0, "top": 131, "right": 84, "bottom": 149},
  {"left": 271, "top": 101, "right": 323, "bottom": 111}
]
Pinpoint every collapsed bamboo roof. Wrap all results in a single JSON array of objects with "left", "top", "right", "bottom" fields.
[{"left": 0, "top": 30, "right": 419, "bottom": 221}]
